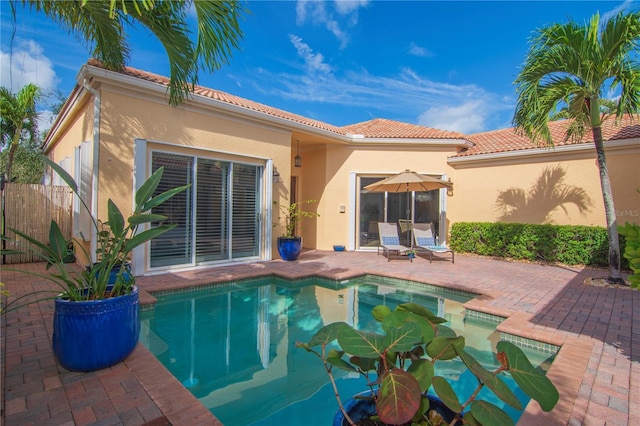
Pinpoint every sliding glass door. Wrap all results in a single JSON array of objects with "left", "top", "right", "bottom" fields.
[
  {"left": 150, "top": 152, "right": 262, "bottom": 268},
  {"left": 357, "top": 175, "right": 442, "bottom": 249}
]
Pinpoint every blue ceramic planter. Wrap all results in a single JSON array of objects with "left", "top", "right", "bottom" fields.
[
  {"left": 52, "top": 287, "right": 140, "bottom": 372},
  {"left": 277, "top": 237, "right": 302, "bottom": 261},
  {"left": 87, "top": 262, "right": 132, "bottom": 285},
  {"left": 333, "top": 390, "right": 462, "bottom": 426}
]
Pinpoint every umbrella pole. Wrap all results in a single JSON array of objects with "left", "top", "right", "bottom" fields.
[{"left": 406, "top": 187, "right": 413, "bottom": 249}]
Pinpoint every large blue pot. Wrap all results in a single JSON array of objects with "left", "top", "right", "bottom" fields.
[
  {"left": 52, "top": 287, "right": 140, "bottom": 372},
  {"left": 334, "top": 390, "right": 462, "bottom": 426},
  {"left": 277, "top": 237, "right": 302, "bottom": 261}
]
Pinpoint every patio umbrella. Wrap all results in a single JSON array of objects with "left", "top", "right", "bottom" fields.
[{"left": 363, "top": 170, "right": 453, "bottom": 247}]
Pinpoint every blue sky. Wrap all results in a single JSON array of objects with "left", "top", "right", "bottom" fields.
[{"left": 1, "top": 0, "right": 637, "bottom": 134}]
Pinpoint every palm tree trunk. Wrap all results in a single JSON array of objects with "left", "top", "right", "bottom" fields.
[
  {"left": 4, "top": 124, "right": 22, "bottom": 183},
  {"left": 592, "top": 126, "right": 623, "bottom": 283}
]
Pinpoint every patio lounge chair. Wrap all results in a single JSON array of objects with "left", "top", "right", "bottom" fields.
[
  {"left": 413, "top": 223, "right": 454, "bottom": 264},
  {"left": 377, "top": 222, "right": 412, "bottom": 262}
]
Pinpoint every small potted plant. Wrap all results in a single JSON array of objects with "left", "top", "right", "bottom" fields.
[
  {"left": 1, "top": 157, "right": 189, "bottom": 372},
  {"left": 274, "top": 199, "right": 320, "bottom": 261},
  {"left": 297, "top": 302, "right": 559, "bottom": 426}
]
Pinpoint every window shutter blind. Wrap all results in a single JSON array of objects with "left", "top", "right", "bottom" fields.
[{"left": 150, "top": 152, "right": 193, "bottom": 267}]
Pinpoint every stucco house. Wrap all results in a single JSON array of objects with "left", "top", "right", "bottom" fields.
[{"left": 44, "top": 60, "right": 640, "bottom": 276}]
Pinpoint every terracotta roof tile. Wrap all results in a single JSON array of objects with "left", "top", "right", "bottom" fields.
[
  {"left": 86, "top": 60, "right": 468, "bottom": 142},
  {"left": 456, "top": 115, "right": 640, "bottom": 157},
  {"left": 88, "top": 59, "right": 345, "bottom": 135},
  {"left": 340, "top": 118, "right": 467, "bottom": 139}
]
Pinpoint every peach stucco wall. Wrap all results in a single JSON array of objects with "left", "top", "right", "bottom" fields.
[
  {"left": 448, "top": 143, "right": 640, "bottom": 230},
  {"left": 308, "top": 144, "right": 457, "bottom": 250},
  {"left": 46, "top": 94, "right": 95, "bottom": 265}
]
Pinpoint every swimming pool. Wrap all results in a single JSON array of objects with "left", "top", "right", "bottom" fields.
[{"left": 140, "top": 275, "right": 556, "bottom": 425}]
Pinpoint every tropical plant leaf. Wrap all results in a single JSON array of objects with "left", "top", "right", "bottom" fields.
[
  {"left": 135, "top": 166, "right": 164, "bottom": 209},
  {"left": 326, "top": 350, "right": 358, "bottom": 372},
  {"left": 107, "top": 199, "right": 125, "bottom": 236},
  {"left": 435, "top": 324, "right": 457, "bottom": 337},
  {"left": 140, "top": 184, "right": 191, "bottom": 212},
  {"left": 470, "top": 400, "right": 514, "bottom": 426},
  {"left": 497, "top": 341, "right": 559, "bottom": 412},
  {"left": 377, "top": 368, "right": 422, "bottom": 425},
  {"left": 432, "top": 376, "right": 463, "bottom": 413},
  {"left": 128, "top": 213, "right": 168, "bottom": 225},
  {"left": 48, "top": 220, "right": 68, "bottom": 261},
  {"left": 350, "top": 356, "right": 377, "bottom": 372},
  {"left": 407, "top": 358, "right": 434, "bottom": 392},
  {"left": 426, "top": 336, "right": 465, "bottom": 360},
  {"left": 123, "top": 225, "right": 176, "bottom": 252},
  {"left": 397, "top": 302, "right": 448, "bottom": 324},
  {"left": 43, "top": 156, "right": 78, "bottom": 192},
  {"left": 382, "top": 309, "right": 435, "bottom": 344},
  {"left": 337, "top": 326, "right": 386, "bottom": 358},
  {"left": 372, "top": 304, "right": 392, "bottom": 322},
  {"left": 456, "top": 347, "right": 522, "bottom": 410},
  {"left": 307, "top": 322, "right": 347, "bottom": 347},
  {"left": 383, "top": 321, "right": 422, "bottom": 353}
]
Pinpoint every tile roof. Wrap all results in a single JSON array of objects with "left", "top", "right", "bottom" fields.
[
  {"left": 87, "top": 59, "right": 345, "bottom": 136},
  {"left": 456, "top": 115, "right": 640, "bottom": 157},
  {"left": 340, "top": 118, "right": 467, "bottom": 140},
  {"left": 85, "top": 60, "right": 468, "bottom": 143},
  {"left": 82, "top": 60, "right": 639, "bottom": 155}
]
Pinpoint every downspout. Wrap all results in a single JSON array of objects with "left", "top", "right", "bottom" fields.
[{"left": 83, "top": 78, "right": 100, "bottom": 264}]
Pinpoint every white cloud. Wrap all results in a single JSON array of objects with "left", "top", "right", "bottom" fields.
[
  {"left": 0, "top": 40, "right": 58, "bottom": 92},
  {"left": 334, "top": 0, "right": 369, "bottom": 15},
  {"left": 289, "top": 35, "right": 333, "bottom": 75},
  {"left": 295, "top": 0, "right": 369, "bottom": 48},
  {"left": 408, "top": 42, "right": 433, "bottom": 58},
  {"left": 243, "top": 59, "right": 512, "bottom": 132},
  {"left": 417, "top": 101, "right": 489, "bottom": 134}
]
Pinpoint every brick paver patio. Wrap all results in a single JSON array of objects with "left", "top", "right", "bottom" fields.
[{"left": 1, "top": 251, "right": 638, "bottom": 425}]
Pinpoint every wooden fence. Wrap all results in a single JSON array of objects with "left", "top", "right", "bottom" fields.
[{"left": 2, "top": 183, "right": 73, "bottom": 264}]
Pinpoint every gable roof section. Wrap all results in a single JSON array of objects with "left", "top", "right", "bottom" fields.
[
  {"left": 456, "top": 115, "right": 640, "bottom": 158},
  {"left": 340, "top": 118, "right": 467, "bottom": 140},
  {"left": 69, "top": 60, "right": 470, "bottom": 147},
  {"left": 88, "top": 59, "right": 346, "bottom": 136}
]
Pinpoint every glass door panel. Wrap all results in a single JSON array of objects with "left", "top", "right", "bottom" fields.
[
  {"left": 359, "top": 177, "right": 384, "bottom": 248},
  {"left": 231, "top": 164, "right": 260, "bottom": 259},
  {"left": 150, "top": 152, "right": 194, "bottom": 267},
  {"left": 196, "top": 159, "right": 229, "bottom": 262}
]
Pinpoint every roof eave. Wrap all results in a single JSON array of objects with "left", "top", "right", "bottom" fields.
[
  {"left": 448, "top": 138, "right": 640, "bottom": 164},
  {"left": 78, "top": 63, "right": 356, "bottom": 143},
  {"left": 349, "top": 137, "right": 472, "bottom": 148}
]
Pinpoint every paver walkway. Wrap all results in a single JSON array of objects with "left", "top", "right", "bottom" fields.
[{"left": 1, "top": 251, "right": 638, "bottom": 425}]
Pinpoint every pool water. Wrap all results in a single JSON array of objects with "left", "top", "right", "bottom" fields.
[{"left": 140, "top": 275, "right": 555, "bottom": 425}]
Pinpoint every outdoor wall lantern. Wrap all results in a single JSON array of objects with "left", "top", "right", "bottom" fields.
[
  {"left": 447, "top": 178, "right": 454, "bottom": 196},
  {"left": 273, "top": 167, "right": 281, "bottom": 184},
  {"left": 294, "top": 139, "right": 302, "bottom": 168}
]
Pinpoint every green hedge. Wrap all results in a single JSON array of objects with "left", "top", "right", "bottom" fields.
[{"left": 449, "top": 222, "right": 628, "bottom": 269}]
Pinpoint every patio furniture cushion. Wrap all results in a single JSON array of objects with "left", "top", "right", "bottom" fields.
[{"left": 417, "top": 236, "right": 434, "bottom": 246}]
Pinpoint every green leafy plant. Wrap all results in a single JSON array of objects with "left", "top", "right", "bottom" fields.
[
  {"left": 618, "top": 190, "right": 640, "bottom": 288},
  {"left": 275, "top": 199, "right": 320, "bottom": 238},
  {"left": 450, "top": 222, "right": 627, "bottom": 269},
  {"left": 1, "top": 156, "right": 190, "bottom": 311},
  {"left": 297, "top": 302, "right": 559, "bottom": 426}
]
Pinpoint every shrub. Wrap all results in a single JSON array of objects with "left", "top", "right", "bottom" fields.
[{"left": 450, "top": 222, "right": 627, "bottom": 269}]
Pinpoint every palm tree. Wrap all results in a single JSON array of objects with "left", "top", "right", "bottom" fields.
[
  {"left": 0, "top": 83, "right": 41, "bottom": 183},
  {"left": 11, "top": 0, "right": 245, "bottom": 106},
  {"left": 513, "top": 11, "right": 640, "bottom": 283}
]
